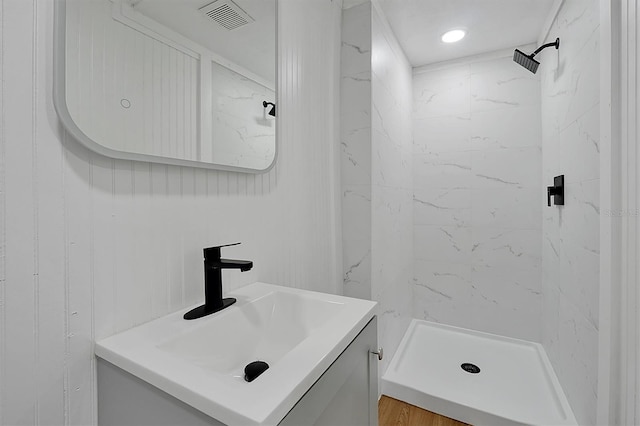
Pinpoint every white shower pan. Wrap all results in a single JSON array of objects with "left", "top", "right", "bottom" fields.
[{"left": 382, "top": 320, "right": 577, "bottom": 425}]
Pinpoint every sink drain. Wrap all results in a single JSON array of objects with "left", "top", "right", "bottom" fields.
[{"left": 461, "top": 363, "right": 480, "bottom": 374}]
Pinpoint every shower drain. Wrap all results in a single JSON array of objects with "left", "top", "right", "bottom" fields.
[{"left": 461, "top": 363, "right": 480, "bottom": 374}]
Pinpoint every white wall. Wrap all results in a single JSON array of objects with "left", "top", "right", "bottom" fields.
[
  {"left": 66, "top": 0, "right": 276, "bottom": 169},
  {"left": 411, "top": 55, "right": 542, "bottom": 342},
  {"left": 539, "top": 0, "right": 600, "bottom": 424},
  {"left": 66, "top": 0, "right": 201, "bottom": 161},
  {"left": 0, "top": 0, "right": 343, "bottom": 424}
]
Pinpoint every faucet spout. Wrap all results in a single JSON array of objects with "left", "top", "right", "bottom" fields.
[{"left": 208, "top": 258, "right": 253, "bottom": 271}]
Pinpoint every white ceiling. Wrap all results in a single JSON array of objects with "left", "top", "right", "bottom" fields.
[
  {"left": 130, "top": 0, "right": 276, "bottom": 83},
  {"left": 376, "top": 0, "right": 556, "bottom": 67}
]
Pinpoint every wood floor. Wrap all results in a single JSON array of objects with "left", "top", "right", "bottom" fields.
[{"left": 378, "top": 395, "right": 469, "bottom": 426}]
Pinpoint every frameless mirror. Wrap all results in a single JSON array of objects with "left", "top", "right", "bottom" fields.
[{"left": 54, "top": 0, "right": 277, "bottom": 172}]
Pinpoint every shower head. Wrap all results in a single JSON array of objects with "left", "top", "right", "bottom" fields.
[
  {"left": 513, "top": 38, "right": 560, "bottom": 74},
  {"left": 263, "top": 101, "right": 276, "bottom": 117},
  {"left": 513, "top": 49, "right": 540, "bottom": 73}
]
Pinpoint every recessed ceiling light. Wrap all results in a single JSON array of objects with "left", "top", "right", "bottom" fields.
[{"left": 441, "top": 29, "right": 466, "bottom": 43}]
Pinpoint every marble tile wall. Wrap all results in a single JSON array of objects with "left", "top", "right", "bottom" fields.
[
  {"left": 340, "top": 0, "right": 413, "bottom": 375},
  {"left": 412, "top": 56, "right": 543, "bottom": 342},
  {"left": 370, "top": 1, "right": 414, "bottom": 374},
  {"left": 539, "top": 0, "right": 600, "bottom": 424},
  {"left": 341, "top": 2, "right": 372, "bottom": 300},
  {"left": 210, "top": 62, "right": 276, "bottom": 169}
]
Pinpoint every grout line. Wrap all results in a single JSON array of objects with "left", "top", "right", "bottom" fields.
[
  {"left": 62, "top": 130, "right": 70, "bottom": 426},
  {"left": 88, "top": 154, "right": 96, "bottom": 426},
  {"left": 0, "top": 0, "right": 5, "bottom": 422},
  {"left": 111, "top": 159, "right": 116, "bottom": 336},
  {"left": 31, "top": 1, "right": 40, "bottom": 423}
]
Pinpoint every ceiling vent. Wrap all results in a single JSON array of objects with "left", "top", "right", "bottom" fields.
[{"left": 198, "top": 0, "right": 255, "bottom": 31}]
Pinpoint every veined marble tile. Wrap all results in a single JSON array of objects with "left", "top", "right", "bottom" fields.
[
  {"left": 413, "top": 74, "right": 470, "bottom": 119},
  {"left": 470, "top": 105, "right": 541, "bottom": 150},
  {"left": 542, "top": 129, "right": 562, "bottom": 179},
  {"left": 377, "top": 270, "right": 413, "bottom": 373},
  {"left": 341, "top": 185, "right": 371, "bottom": 242},
  {"left": 341, "top": 71, "right": 372, "bottom": 132},
  {"left": 414, "top": 114, "right": 471, "bottom": 154},
  {"left": 540, "top": 0, "right": 600, "bottom": 414},
  {"left": 341, "top": 126, "right": 372, "bottom": 186},
  {"left": 413, "top": 260, "right": 473, "bottom": 326},
  {"left": 373, "top": 76, "right": 411, "bottom": 139},
  {"left": 414, "top": 259, "right": 472, "bottom": 296},
  {"left": 558, "top": 104, "right": 600, "bottom": 183},
  {"left": 555, "top": 237, "right": 599, "bottom": 329},
  {"left": 472, "top": 262, "right": 541, "bottom": 299},
  {"left": 465, "top": 285, "right": 541, "bottom": 342},
  {"left": 414, "top": 151, "right": 473, "bottom": 189},
  {"left": 559, "top": 180, "right": 600, "bottom": 255},
  {"left": 373, "top": 188, "right": 413, "bottom": 265},
  {"left": 343, "top": 242, "right": 371, "bottom": 300},
  {"left": 561, "top": 30, "right": 600, "bottom": 131},
  {"left": 470, "top": 63, "right": 540, "bottom": 113},
  {"left": 472, "top": 146, "right": 541, "bottom": 189},
  {"left": 414, "top": 224, "right": 472, "bottom": 263},
  {"left": 551, "top": 0, "right": 599, "bottom": 66},
  {"left": 341, "top": 2, "right": 371, "bottom": 77},
  {"left": 541, "top": 280, "right": 561, "bottom": 348},
  {"left": 413, "top": 64, "right": 471, "bottom": 86},
  {"left": 372, "top": 9, "right": 412, "bottom": 103},
  {"left": 413, "top": 188, "right": 471, "bottom": 227},
  {"left": 373, "top": 131, "right": 410, "bottom": 188},
  {"left": 551, "top": 296, "right": 599, "bottom": 426},
  {"left": 471, "top": 187, "right": 542, "bottom": 230},
  {"left": 471, "top": 228, "right": 541, "bottom": 274},
  {"left": 542, "top": 29, "right": 600, "bottom": 133}
]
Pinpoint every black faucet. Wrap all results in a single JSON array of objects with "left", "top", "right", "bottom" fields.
[{"left": 183, "top": 243, "right": 253, "bottom": 320}]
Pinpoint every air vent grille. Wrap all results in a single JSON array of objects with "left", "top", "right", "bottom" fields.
[{"left": 199, "top": 0, "right": 255, "bottom": 31}]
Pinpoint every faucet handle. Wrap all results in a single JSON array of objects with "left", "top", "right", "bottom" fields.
[{"left": 204, "top": 242, "right": 241, "bottom": 260}]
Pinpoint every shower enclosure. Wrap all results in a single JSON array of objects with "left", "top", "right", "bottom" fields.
[{"left": 340, "top": 0, "right": 602, "bottom": 424}]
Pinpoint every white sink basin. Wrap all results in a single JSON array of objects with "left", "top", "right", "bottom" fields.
[
  {"left": 95, "top": 282, "right": 377, "bottom": 425},
  {"left": 158, "top": 290, "right": 345, "bottom": 376}
]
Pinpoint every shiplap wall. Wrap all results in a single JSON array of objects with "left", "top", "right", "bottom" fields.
[
  {"left": 66, "top": 0, "right": 201, "bottom": 161},
  {"left": 0, "top": 0, "right": 343, "bottom": 424}
]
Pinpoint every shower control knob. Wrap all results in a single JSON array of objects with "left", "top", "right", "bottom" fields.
[{"left": 370, "top": 348, "right": 383, "bottom": 361}]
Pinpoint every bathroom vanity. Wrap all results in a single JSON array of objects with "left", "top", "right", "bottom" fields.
[{"left": 95, "top": 283, "right": 379, "bottom": 425}]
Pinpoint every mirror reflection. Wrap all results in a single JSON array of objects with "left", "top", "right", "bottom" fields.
[{"left": 62, "top": 0, "right": 276, "bottom": 171}]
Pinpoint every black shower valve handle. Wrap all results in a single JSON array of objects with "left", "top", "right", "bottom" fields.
[
  {"left": 547, "top": 175, "right": 564, "bottom": 207},
  {"left": 547, "top": 186, "right": 555, "bottom": 207}
]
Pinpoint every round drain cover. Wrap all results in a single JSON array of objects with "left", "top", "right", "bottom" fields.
[{"left": 461, "top": 363, "right": 480, "bottom": 374}]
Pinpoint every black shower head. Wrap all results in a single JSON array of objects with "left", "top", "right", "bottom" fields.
[
  {"left": 263, "top": 101, "right": 276, "bottom": 117},
  {"left": 513, "top": 38, "right": 560, "bottom": 74},
  {"left": 513, "top": 49, "right": 540, "bottom": 73}
]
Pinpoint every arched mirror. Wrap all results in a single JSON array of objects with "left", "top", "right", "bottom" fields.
[{"left": 54, "top": 0, "right": 277, "bottom": 173}]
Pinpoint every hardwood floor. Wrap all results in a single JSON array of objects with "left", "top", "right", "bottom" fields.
[{"left": 378, "top": 395, "right": 469, "bottom": 426}]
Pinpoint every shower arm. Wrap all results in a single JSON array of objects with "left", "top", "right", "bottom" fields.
[{"left": 531, "top": 38, "right": 560, "bottom": 58}]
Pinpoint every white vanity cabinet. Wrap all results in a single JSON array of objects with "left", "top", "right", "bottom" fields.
[{"left": 97, "top": 316, "right": 378, "bottom": 426}]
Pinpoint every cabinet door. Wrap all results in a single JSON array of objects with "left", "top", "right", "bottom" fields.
[{"left": 280, "top": 316, "right": 378, "bottom": 426}]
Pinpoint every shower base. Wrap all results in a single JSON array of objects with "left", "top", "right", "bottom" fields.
[{"left": 381, "top": 320, "right": 576, "bottom": 425}]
